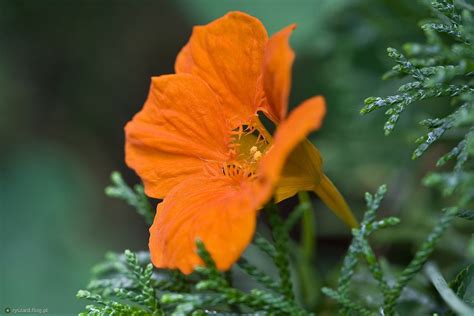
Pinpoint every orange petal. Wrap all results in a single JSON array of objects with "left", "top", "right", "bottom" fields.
[
  {"left": 125, "top": 74, "right": 231, "bottom": 198},
  {"left": 258, "top": 96, "right": 326, "bottom": 187},
  {"left": 149, "top": 176, "right": 266, "bottom": 274},
  {"left": 175, "top": 43, "right": 193, "bottom": 73},
  {"left": 262, "top": 24, "right": 296, "bottom": 123},
  {"left": 175, "top": 11, "right": 268, "bottom": 127}
]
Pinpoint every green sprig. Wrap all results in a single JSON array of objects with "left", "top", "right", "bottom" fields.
[{"left": 105, "top": 171, "right": 155, "bottom": 225}]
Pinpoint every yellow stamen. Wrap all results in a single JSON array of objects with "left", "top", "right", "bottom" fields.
[{"left": 253, "top": 151, "right": 262, "bottom": 161}]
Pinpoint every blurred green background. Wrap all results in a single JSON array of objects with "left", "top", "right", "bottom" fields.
[{"left": 1, "top": 0, "right": 471, "bottom": 314}]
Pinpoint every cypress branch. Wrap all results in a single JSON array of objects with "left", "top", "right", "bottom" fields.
[
  {"left": 266, "top": 203, "right": 295, "bottom": 300},
  {"left": 105, "top": 171, "right": 155, "bottom": 225},
  {"left": 383, "top": 208, "right": 458, "bottom": 314}
]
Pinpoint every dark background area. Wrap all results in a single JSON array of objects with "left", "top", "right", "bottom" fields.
[{"left": 1, "top": 0, "right": 470, "bottom": 314}]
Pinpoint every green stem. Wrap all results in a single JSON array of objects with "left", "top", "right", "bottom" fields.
[
  {"left": 296, "top": 192, "right": 321, "bottom": 308},
  {"left": 298, "top": 192, "right": 316, "bottom": 261}
]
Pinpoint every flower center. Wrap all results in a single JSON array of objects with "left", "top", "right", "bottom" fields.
[{"left": 223, "top": 122, "right": 271, "bottom": 179}]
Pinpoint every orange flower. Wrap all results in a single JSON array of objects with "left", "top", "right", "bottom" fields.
[{"left": 125, "top": 12, "right": 357, "bottom": 274}]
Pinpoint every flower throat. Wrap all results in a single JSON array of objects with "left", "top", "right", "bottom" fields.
[{"left": 223, "top": 122, "right": 271, "bottom": 178}]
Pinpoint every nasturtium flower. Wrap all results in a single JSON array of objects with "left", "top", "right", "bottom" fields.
[{"left": 125, "top": 11, "right": 358, "bottom": 274}]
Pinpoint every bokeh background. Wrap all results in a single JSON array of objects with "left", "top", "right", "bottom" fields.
[{"left": 1, "top": 0, "right": 471, "bottom": 314}]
